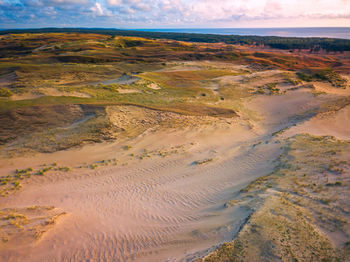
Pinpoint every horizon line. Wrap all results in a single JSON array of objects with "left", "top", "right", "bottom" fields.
[{"left": 1, "top": 26, "right": 350, "bottom": 30}]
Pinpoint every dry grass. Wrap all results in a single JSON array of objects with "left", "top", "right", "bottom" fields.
[
  {"left": 0, "top": 206, "right": 66, "bottom": 248},
  {"left": 203, "top": 134, "right": 350, "bottom": 261}
]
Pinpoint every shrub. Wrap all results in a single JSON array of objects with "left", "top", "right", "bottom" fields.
[
  {"left": 194, "top": 158, "right": 213, "bottom": 165},
  {"left": 58, "top": 166, "right": 70, "bottom": 172},
  {"left": 124, "top": 145, "right": 132, "bottom": 150},
  {"left": 0, "top": 87, "right": 13, "bottom": 97},
  {"left": 297, "top": 72, "right": 313, "bottom": 82}
]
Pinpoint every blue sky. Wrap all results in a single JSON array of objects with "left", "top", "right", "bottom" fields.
[{"left": 1, "top": 0, "right": 350, "bottom": 29}]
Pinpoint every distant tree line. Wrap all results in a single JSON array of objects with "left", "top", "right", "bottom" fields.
[{"left": 1, "top": 28, "right": 349, "bottom": 53}]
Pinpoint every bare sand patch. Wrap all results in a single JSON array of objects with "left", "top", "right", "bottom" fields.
[
  {"left": 157, "top": 61, "right": 247, "bottom": 73},
  {"left": 313, "top": 81, "right": 350, "bottom": 95},
  {"left": 106, "top": 105, "right": 237, "bottom": 138},
  {"left": 11, "top": 93, "right": 44, "bottom": 101},
  {"left": 215, "top": 69, "right": 288, "bottom": 90},
  {"left": 0, "top": 72, "right": 16, "bottom": 88},
  {"left": 147, "top": 82, "right": 161, "bottom": 90},
  {"left": 38, "top": 88, "right": 91, "bottom": 98},
  {"left": 11, "top": 88, "right": 91, "bottom": 100},
  {"left": 246, "top": 89, "right": 329, "bottom": 133},
  {"left": 117, "top": 88, "right": 140, "bottom": 94},
  {"left": 284, "top": 104, "right": 350, "bottom": 140}
]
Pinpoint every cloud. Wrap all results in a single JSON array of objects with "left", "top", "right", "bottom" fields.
[
  {"left": 133, "top": 2, "right": 150, "bottom": 11},
  {"left": 0, "top": 0, "right": 350, "bottom": 28},
  {"left": 45, "top": 0, "right": 89, "bottom": 4},
  {"left": 90, "top": 2, "right": 104, "bottom": 16},
  {"left": 106, "top": 0, "right": 122, "bottom": 5},
  {"left": 20, "top": 0, "right": 89, "bottom": 6}
]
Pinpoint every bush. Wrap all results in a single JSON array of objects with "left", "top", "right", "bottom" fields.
[
  {"left": 297, "top": 69, "right": 347, "bottom": 88},
  {"left": 0, "top": 87, "right": 13, "bottom": 97},
  {"left": 296, "top": 72, "right": 313, "bottom": 82}
]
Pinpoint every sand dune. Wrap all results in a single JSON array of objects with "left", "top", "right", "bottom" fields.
[
  {"left": 1, "top": 31, "right": 350, "bottom": 262},
  {"left": 284, "top": 103, "right": 350, "bottom": 140},
  {"left": 1, "top": 80, "right": 349, "bottom": 261},
  {"left": 1, "top": 113, "right": 281, "bottom": 261}
]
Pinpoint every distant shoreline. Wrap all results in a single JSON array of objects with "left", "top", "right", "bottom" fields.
[
  {"left": 136, "top": 27, "right": 350, "bottom": 40},
  {"left": 1, "top": 27, "right": 349, "bottom": 40}
]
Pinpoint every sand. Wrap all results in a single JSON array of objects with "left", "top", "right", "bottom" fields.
[
  {"left": 284, "top": 103, "right": 350, "bottom": 140},
  {"left": 0, "top": 107, "right": 282, "bottom": 261},
  {"left": 10, "top": 88, "right": 91, "bottom": 101},
  {"left": 0, "top": 122, "right": 281, "bottom": 261},
  {"left": 1, "top": 76, "right": 349, "bottom": 261}
]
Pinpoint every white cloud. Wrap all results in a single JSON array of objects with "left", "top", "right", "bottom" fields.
[
  {"left": 90, "top": 2, "right": 104, "bottom": 16},
  {"left": 2, "top": 0, "right": 350, "bottom": 28},
  {"left": 133, "top": 2, "right": 150, "bottom": 11},
  {"left": 106, "top": 0, "right": 122, "bottom": 5},
  {"left": 102, "top": 0, "right": 350, "bottom": 26},
  {"left": 45, "top": 0, "right": 88, "bottom": 4}
]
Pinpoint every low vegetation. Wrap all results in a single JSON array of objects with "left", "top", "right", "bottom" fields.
[
  {"left": 0, "top": 163, "right": 72, "bottom": 197},
  {"left": 297, "top": 69, "right": 348, "bottom": 88},
  {"left": 0, "top": 87, "right": 12, "bottom": 97},
  {"left": 203, "top": 134, "right": 350, "bottom": 261},
  {"left": 0, "top": 206, "right": 66, "bottom": 247},
  {"left": 193, "top": 158, "right": 213, "bottom": 165},
  {"left": 2, "top": 28, "right": 350, "bottom": 53}
]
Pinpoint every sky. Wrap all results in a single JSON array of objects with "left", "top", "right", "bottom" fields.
[{"left": 0, "top": 0, "right": 350, "bottom": 29}]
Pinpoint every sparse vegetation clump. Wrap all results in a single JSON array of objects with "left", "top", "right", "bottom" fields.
[
  {"left": 297, "top": 69, "right": 348, "bottom": 88},
  {"left": 15, "top": 167, "right": 33, "bottom": 174},
  {"left": 256, "top": 88, "right": 265, "bottom": 94},
  {"left": 123, "top": 145, "right": 132, "bottom": 150},
  {"left": 90, "top": 164, "right": 98, "bottom": 169},
  {"left": 99, "top": 158, "right": 118, "bottom": 166},
  {"left": 0, "top": 166, "right": 35, "bottom": 196},
  {"left": 37, "top": 166, "right": 52, "bottom": 175},
  {"left": 125, "top": 145, "right": 186, "bottom": 161},
  {"left": 193, "top": 158, "right": 213, "bottom": 165},
  {"left": 0, "top": 87, "right": 13, "bottom": 97},
  {"left": 0, "top": 206, "right": 66, "bottom": 246},
  {"left": 58, "top": 166, "right": 70, "bottom": 172},
  {"left": 0, "top": 163, "right": 74, "bottom": 196},
  {"left": 266, "top": 83, "right": 280, "bottom": 95}
]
